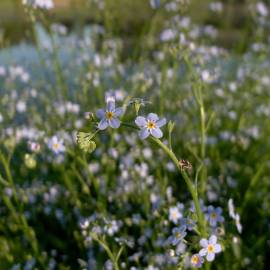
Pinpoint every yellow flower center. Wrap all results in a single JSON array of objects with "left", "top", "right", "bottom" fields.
[
  {"left": 106, "top": 111, "right": 114, "bottom": 120},
  {"left": 175, "top": 232, "right": 182, "bottom": 238},
  {"left": 147, "top": 120, "right": 156, "bottom": 129},
  {"left": 191, "top": 255, "right": 199, "bottom": 264},
  {"left": 53, "top": 143, "right": 59, "bottom": 150},
  {"left": 171, "top": 211, "right": 178, "bottom": 220},
  {"left": 207, "top": 244, "right": 214, "bottom": 253},
  {"left": 211, "top": 213, "right": 217, "bottom": 219}
]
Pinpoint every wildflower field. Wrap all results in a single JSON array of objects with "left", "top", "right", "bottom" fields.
[{"left": 0, "top": 0, "right": 270, "bottom": 269}]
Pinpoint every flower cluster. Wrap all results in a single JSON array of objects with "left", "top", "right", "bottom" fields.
[{"left": 95, "top": 97, "right": 167, "bottom": 140}]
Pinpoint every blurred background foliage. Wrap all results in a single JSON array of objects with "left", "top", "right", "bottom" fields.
[{"left": 0, "top": 0, "right": 269, "bottom": 52}]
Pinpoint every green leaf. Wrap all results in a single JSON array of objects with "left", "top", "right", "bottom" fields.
[{"left": 76, "top": 132, "right": 96, "bottom": 153}]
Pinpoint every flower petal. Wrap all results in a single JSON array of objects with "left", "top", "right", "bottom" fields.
[
  {"left": 98, "top": 119, "right": 108, "bottom": 130},
  {"left": 156, "top": 118, "right": 167, "bottom": 127},
  {"left": 209, "top": 235, "right": 217, "bottom": 245},
  {"left": 200, "top": 239, "right": 208, "bottom": 248},
  {"left": 199, "top": 248, "right": 207, "bottom": 256},
  {"left": 147, "top": 113, "right": 159, "bottom": 121},
  {"left": 109, "top": 118, "right": 120, "bottom": 129},
  {"left": 216, "top": 207, "right": 222, "bottom": 214},
  {"left": 214, "top": 244, "right": 222, "bottom": 253},
  {"left": 96, "top": 109, "right": 106, "bottom": 119},
  {"left": 107, "top": 100, "right": 115, "bottom": 111},
  {"left": 206, "top": 252, "right": 215, "bottom": 262},
  {"left": 150, "top": 127, "right": 163, "bottom": 138},
  {"left": 139, "top": 128, "right": 150, "bottom": 140},
  {"left": 114, "top": 107, "right": 123, "bottom": 117},
  {"left": 135, "top": 116, "right": 147, "bottom": 127}
]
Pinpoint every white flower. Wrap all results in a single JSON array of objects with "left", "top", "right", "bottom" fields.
[
  {"left": 104, "top": 220, "right": 120, "bottom": 236},
  {"left": 235, "top": 213, "right": 242, "bottom": 234},
  {"left": 169, "top": 205, "right": 183, "bottom": 224},
  {"left": 257, "top": 2, "right": 268, "bottom": 17},
  {"left": 199, "top": 235, "right": 222, "bottom": 262},
  {"left": 160, "top": 29, "right": 177, "bottom": 42},
  {"left": 22, "top": 0, "right": 54, "bottom": 9},
  {"left": 228, "top": 198, "right": 242, "bottom": 233},
  {"left": 146, "top": 265, "right": 158, "bottom": 270},
  {"left": 0, "top": 66, "right": 6, "bottom": 76},
  {"left": 16, "top": 101, "right": 27, "bottom": 113},
  {"left": 47, "top": 136, "right": 65, "bottom": 154},
  {"left": 228, "top": 198, "right": 236, "bottom": 218}
]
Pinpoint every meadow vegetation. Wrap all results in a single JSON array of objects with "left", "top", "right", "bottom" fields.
[{"left": 0, "top": 0, "right": 269, "bottom": 269}]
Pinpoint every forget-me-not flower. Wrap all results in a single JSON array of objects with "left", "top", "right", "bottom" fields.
[
  {"left": 96, "top": 99, "right": 123, "bottom": 130},
  {"left": 168, "top": 225, "right": 187, "bottom": 246},
  {"left": 135, "top": 113, "right": 166, "bottom": 139},
  {"left": 169, "top": 204, "right": 184, "bottom": 224},
  {"left": 206, "top": 206, "right": 224, "bottom": 227},
  {"left": 48, "top": 136, "right": 65, "bottom": 154},
  {"left": 180, "top": 217, "right": 196, "bottom": 231},
  {"left": 199, "top": 235, "right": 222, "bottom": 262},
  {"left": 190, "top": 254, "right": 204, "bottom": 268}
]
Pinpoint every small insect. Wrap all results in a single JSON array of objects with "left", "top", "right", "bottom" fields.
[{"left": 179, "top": 159, "right": 192, "bottom": 172}]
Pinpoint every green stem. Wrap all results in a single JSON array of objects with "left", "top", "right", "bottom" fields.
[
  {"left": 0, "top": 151, "right": 46, "bottom": 269},
  {"left": 150, "top": 137, "right": 206, "bottom": 236},
  {"left": 91, "top": 234, "right": 121, "bottom": 270}
]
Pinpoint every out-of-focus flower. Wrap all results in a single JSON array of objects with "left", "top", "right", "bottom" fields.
[
  {"left": 135, "top": 113, "right": 166, "bottom": 140},
  {"left": 190, "top": 254, "right": 204, "bottom": 268},
  {"left": 209, "top": 2, "right": 223, "bottom": 13},
  {"left": 47, "top": 136, "right": 65, "bottom": 154},
  {"left": 206, "top": 206, "right": 224, "bottom": 227},
  {"left": 16, "top": 101, "right": 27, "bottom": 113},
  {"left": 199, "top": 235, "right": 222, "bottom": 262},
  {"left": 104, "top": 220, "right": 121, "bottom": 236},
  {"left": 0, "top": 66, "right": 6, "bottom": 76},
  {"left": 228, "top": 199, "right": 242, "bottom": 233},
  {"left": 256, "top": 2, "right": 268, "bottom": 17},
  {"left": 235, "top": 213, "right": 242, "bottom": 233},
  {"left": 28, "top": 141, "right": 41, "bottom": 153},
  {"left": 180, "top": 217, "right": 196, "bottom": 231},
  {"left": 150, "top": 0, "right": 160, "bottom": 9},
  {"left": 168, "top": 225, "right": 187, "bottom": 246},
  {"left": 169, "top": 204, "right": 183, "bottom": 224},
  {"left": 22, "top": 0, "right": 54, "bottom": 9}
]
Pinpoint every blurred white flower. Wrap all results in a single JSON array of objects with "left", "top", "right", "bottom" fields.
[
  {"left": 47, "top": 136, "right": 65, "bottom": 154},
  {"left": 16, "top": 100, "right": 27, "bottom": 113},
  {"left": 22, "top": 0, "right": 54, "bottom": 9},
  {"left": 256, "top": 2, "right": 268, "bottom": 17}
]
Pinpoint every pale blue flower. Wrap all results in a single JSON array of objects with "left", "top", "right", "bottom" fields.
[
  {"left": 190, "top": 254, "right": 204, "bottom": 268},
  {"left": 135, "top": 113, "right": 166, "bottom": 139},
  {"left": 150, "top": 0, "right": 161, "bottom": 9},
  {"left": 168, "top": 225, "right": 187, "bottom": 246},
  {"left": 206, "top": 206, "right": 224, "bottom": 227},
  {"left": 180, "top": 217, "right": 196, "bottom": 231},
  {"left": 169, "top": 204, "right": 183, "bottom": 224},
  {"left": 96, "top": 99, "right": 123, "bottom": 130},
  {"left": 199, "top": 235, "right": 222, "bottom": 262}
]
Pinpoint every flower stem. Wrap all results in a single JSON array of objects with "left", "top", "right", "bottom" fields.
[{"left": 150, "top": 137, "right": 206, "bottom": 236}]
